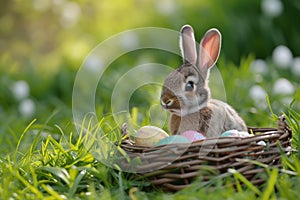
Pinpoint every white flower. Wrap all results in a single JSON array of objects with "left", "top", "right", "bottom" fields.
[
  {"left": 280, "top": 97, "right": 293, "bottom": 105},
  {"left": 272, "top": 45, "right": 293, "bottom": 69},
  {"left": 85, "top": 54, "right": 103, "bottom": 72},
  {"left": 60, "top": 2, "right": 81, "bottom": 28},
  {"left": 261, "top": 0, "right": 283, "bottom": 18},
  {"left": 19, "top": 98, "right": 36, "bottom": 117},
  {"left": 119, "top": 32, "right": 139, "bottom": 51},
  {"left": 32, "top": 0, "right": 51, "bottom": 11},
  {"left": 156, "top": 0, "right": 176, "bottom": 16},
  {"left": 11, "top": 80, "right": 30, "bottom": 101},
  {"left": 292, "top": 57, "right": 300, "bottom": 76},
  {"left": 53, "top": 0, "right": 65, "bottom": 6},
  {"left": 273, "top": 78, "right": 294, "bottom": 95},
  {"left": 249, "top": 85, "right": 267, "bottom": 101},
  {"left": 250, "top": 59, "right": 268, "bottom": 75}
]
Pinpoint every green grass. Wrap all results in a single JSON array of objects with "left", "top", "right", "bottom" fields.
[
  {"left": 0, "top": 56, "right": 299, "bottom": 199},
  {"left": 0, "top": 104, "right": 299, "bottom": 200},
  {"left": 1, "top": 1, "right": 300, "bottom": 198},
  {"left": 0, "top": 55, "right": 299, "bottom": 199}
]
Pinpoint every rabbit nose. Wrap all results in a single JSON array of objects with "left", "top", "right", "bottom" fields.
[
  {"left": 161, "top": 99, "right": 174, "bottom": 108},
  {"left": 166, "top": 99, "right": 174, "bottom": 106}
]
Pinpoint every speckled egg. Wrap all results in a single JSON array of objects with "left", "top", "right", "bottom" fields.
[
  {"left": 156, "top": 135, "right": 190, "bottom": 146},
  {"left": 181, "top": 130, "right": 206, "bottom": 142},
  {"left": 134, "top": 126, "right": 169, "bottom": 147}
]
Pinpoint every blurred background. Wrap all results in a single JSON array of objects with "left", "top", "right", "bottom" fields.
[{"left": 0, "top": 0, "right": 299, "bottom": 153}]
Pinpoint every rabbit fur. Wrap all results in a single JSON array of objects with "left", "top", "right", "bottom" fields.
[{"left": 160, "top": 25, "right": 247, "bottom": 138}]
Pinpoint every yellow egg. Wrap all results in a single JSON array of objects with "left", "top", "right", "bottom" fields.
[{"left": 135, "top": 126, "right": 169, "bottom": 147}]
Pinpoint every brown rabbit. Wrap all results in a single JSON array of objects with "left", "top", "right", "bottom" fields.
[{"left": 160, "top": 25, "right": 247, "bottom": 138}]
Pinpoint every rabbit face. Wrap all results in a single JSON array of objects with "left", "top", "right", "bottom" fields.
[
  {"left": 160, "top": 25, "right": 221, "bottom": 117},
  {"left": 161, "top": 63, "right": 210, "bottom": 116}
]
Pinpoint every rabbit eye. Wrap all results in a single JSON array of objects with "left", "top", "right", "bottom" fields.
[{"left": 185, "top": 81, "right": 195, "bottom": 91}]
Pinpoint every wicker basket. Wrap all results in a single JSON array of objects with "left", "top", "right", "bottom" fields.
[{"left": 120, "top": 115, "right": 293, "bottom": 192}]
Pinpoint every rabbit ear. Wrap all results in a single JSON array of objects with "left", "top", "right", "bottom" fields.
[
  {"left": 180, "top": 25, "right": 197, "bottom": 65},
  {"left": 198, "top": 28, "right": 221, "bottom": 71}
]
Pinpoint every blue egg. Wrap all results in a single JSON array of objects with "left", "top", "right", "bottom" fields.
[
  {"left": 220, "top": 129, "right": 239, "bottom": 137},
  {"left": 220, "top": 130, "right": 253, "bottom": 138},
  {"left": 156, "top": 135, "right": 190, "bottom": 146}
]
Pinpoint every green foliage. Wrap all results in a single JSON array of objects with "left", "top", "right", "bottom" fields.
[
  {"left": 0, "top": 117, "right": 121, "bottom": 199},
  {"left": 0, "top": 0, "right": 300, "bottom": 199},
  {"left": 0, "top": 106, "right": 299, "bottom": 199}
]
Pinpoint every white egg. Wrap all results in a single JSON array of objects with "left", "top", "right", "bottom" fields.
[{"left": 257, "top": 141, "right": 266, "bottom": 146}]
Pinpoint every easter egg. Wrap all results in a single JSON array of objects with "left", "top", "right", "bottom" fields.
[
  {"left": 220, "top": 130, "right": 252, "bottom": 138},
  {"left": 181, "top": 130, "right": 206, "bottom": 142},
  {"left": 156, "top": 135, "right": 190, "bottom": 146},
  {"left": 257, "top": 141, "right": 266, "bottom": 146},
  {"left": 220, "top": 129, "right": 239, "bottom": 137},
  {"left": 134, "top": 126, "right": 169, "bottom": 147},
  {"left": 238, "top": 131, "right": 253, "bottom": 137}
]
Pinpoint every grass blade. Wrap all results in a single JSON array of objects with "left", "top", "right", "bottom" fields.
[
  {"left": 262, "top": 168, "right": 278, "bottom": 200},
  {"left": 8, "top": 163, "right": 44, "bottom": 198},
  {"left": 41, "top": 184, "right": 64, "bottom": 200},
  {"left": 228, "top": 169, "right": 261, "bottom": 195},
  {"left": 38, "top": 166, "right": 70, "bottom": 185},
  {"left": 14, "top": 119, "right": 37, "bottom": 161},
  {"left": 30, "top": 110, "right": 59, "bottom": 156},
  {"left": 69, "top": 169, "right": 87, "bottom": 197}
]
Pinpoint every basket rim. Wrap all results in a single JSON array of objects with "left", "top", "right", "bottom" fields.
[{"left": 121, "top": 127, "right": 289, "bottom": 151}]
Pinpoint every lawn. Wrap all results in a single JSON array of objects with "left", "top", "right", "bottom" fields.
[
  {"left": 1, "top": 56, "right": 299, "bottom": 199},
  {"left": 1, "top": 0, "right": 300, "bottom": 199}
]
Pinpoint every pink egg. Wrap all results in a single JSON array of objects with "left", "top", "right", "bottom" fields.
[{"left": 181, "top": 130, "right": 206, "bottom": 142}]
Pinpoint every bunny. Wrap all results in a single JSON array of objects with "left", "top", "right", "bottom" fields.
[{"left": 160, "top": 25, "right": 247, "bottom": 138}]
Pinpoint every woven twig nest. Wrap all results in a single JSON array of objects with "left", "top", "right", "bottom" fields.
[{"left": 120, "top": 115, "right": 293, "bottom": 192}]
